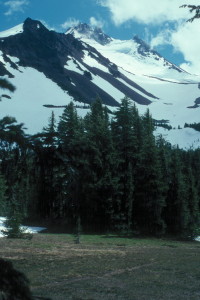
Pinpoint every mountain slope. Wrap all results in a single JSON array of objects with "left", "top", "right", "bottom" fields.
[
  {"left": 0, "top": 18, "right": 200, "bottom": 148},
  {"left": 0, "top": 18, "right": 158, "bottom": 107},
  {"left": 67, "top": 23, "right": 187, "bottom": 77}
]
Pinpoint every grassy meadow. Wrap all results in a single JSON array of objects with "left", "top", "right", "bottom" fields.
[{"left": 0, "top": 233, "right": 200, "bottom": 300}]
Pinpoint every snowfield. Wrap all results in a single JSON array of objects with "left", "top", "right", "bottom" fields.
[
  {"left": 155, "top": 127, "right": 200, "bottom": 149},
  {"left": 0, "top": 217, "right": 46, "bottom": 237},
  {"left": 0, "top": 24, "right": 24, "bottom": 38},
  {"left": 0, "top": 62, "right": 74, "bottom": 134}
]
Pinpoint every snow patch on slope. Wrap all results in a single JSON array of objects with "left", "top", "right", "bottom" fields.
[
  {"left": 65, "top": 59, "right": 83, "bottom": 75},
  {"left": 0, "top": 217, "right": 46, "bottom": 237},
  {"left": 92, "top": 74, "right": 125, "bottom": 102},
  {"left": 65, "top": 56, "right": 125, "bottom": 101},
  {"left": 0, "top": 24, "right": 23, "bottom": 38},
  {"left": 79, "top": 33, "right": 200, "bottom": 84},
  {"left": 0, "top": 57, "right": 76, "bottom": 134},
  {"left": 83, "top": 51, "right": 110, "bottom": 73},
  {"left": 135, "top": 80, "right": 200, "bottom": 128},
  {"left": 155, "top": 127, "right": 200, "bottom": 149}
]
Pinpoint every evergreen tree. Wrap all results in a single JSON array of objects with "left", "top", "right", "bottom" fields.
[
  {"left": 0, "top": 116, "right": 27, "bottom": 151},
  {"left": 58, "top": 102, "right": 80, "bottom": 151},
  {"left": 134, "top": 109, "right": 166, "bottom": 235},
  {"left": 82, "top": 98, "right": 115, "bottom": 231},
  {"left": 2, "top": 187, "right": 24, "bottom": 238},
  {"left": 185, "top": 166, "right": 200, "bottom": 238},
  {"left": 42, "top": 111, "right": 58, "bottom": 147},
  {"left": 0, "top": 81, "right": 199, "bottom": 239},
  {"left": 182, "top": 150, "right": 200, "bottom": 238},
  {"left": 189, "top": 149, "right": 200, "bottom": 210},
  {"left": 165, "top": 148, "right": 190, "bottom": 236},
  {"left": 0, "top": 172, "right": 7, "bottom": 216},
  {"left": 57, "top": 102, "right": 86, "bottom": 227},
  {"left": 111, "top": 97, "right": 138, "bottom": 232}
]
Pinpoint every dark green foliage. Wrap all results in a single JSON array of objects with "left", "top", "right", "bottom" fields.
[
  {"left": 111, "top": 98, "right": 138, "bottom": 232},
  {"left": 0, "top": 97, "right": 199, "bottom": 238},
  {"left": 185, "top": 168, "right": 200, "bottom": 238},
  {"left": 82, "top": 98, "right": 115, "bottom": 231},
  {"left": 57, "top": 102, "right": 87, "bottom": 224},
  {"left": 1, "top": 186, "right": 32, "bottom": 239},
  {"left": 0, "top": 172, "right": 7, "bottom": 215},
  {"left": 134, "top": 110, "right": 166, "bottom": 235},
  {"left": 182, "top": 151, "right": 200, "bottom": 238},
  {"left": 58, "top": 102, "right": 81, "bottom": 151},
  {"left": 0, "top": 116, "right": 27, "bottom": 150},
  {"left": 184, "top": 122, "right": 200, "bottom": 132},
  {"left": 3, "top": 213, "right": 24, "bottom": 238},
  {"left": 165, "top": 149, "right": 186, "bottom": 235},
  {"left": 163, "top": 148, "right": 199, "bottom": 238},
  {"left": 42, "top": 111, "right": 58, "bottom": 147},
  {"left": 0, "top": 78, "right": 16, "bottom": 102}
]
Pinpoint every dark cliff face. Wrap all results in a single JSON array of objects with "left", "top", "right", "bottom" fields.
[
  {"left": 0, "top": 18, "right": 83, "bottom": 74},
  {"left": 0, "top": 18, "right": 156, "bottom": 106}
]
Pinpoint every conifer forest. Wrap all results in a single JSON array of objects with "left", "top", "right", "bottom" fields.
[{"left": 0, "top": 97, "right": 199, "bottom": 238}]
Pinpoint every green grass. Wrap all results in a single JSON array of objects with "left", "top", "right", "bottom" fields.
[{"left": 0, "top": 233, "right": 199, "bottom": 300}]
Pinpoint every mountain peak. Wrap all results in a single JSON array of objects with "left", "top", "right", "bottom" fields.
[
  {"left": 133, "top": 36, "right": 151, "bottom": 52},
  {"left": 132, "top": 35, "right": 160, "bottom": 58},
  {"left": 23, "top": 18, "right": 48, "bottom": 33},
  {"left": 67, "top": 23, "right": 112, "bottom": 45}
]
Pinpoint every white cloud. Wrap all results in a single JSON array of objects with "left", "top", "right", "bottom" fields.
[
  {"left": 4, "top": 0, "right": 29, "bottom": 16},
  {"left": 143, "top": 27, "right": 152, "bottom": 45},
  {"left": 61, "top": 18, "right": 80, "bottom": 30},
  {"left": 150, "top": 28, "right": 173, "bottom": 48},
  {"left": 89, "top": 17, "right": 105, "bottom": 28},
  {"left": 171, "top": 21, "right": 200, "bottom": 74},
  {"left": 149, "top": 21, "right": 200, "bottom": 74},
  {"left": 98, "top": 0, "right": 200, "bottom": 25}
]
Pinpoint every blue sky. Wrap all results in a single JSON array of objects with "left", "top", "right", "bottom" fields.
[{"left": 0, "top": 0, "right": 200, "bottom": 73}]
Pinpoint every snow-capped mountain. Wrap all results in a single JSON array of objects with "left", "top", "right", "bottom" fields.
[
  {"left": 0, "top": 18, "right": 200, "bottom": 148},
  {"left": 67, "top": 23, "right": 185, "bottom": 75}
]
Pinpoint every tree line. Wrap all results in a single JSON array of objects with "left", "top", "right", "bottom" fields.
[
  {"left": 184, "top": 122, "right": 200, "bottom": 132},
  {"left": 0, "top": 97, "right": 199, "bottom": 238}
]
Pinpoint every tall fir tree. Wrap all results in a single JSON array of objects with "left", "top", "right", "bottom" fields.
[
  {"left": 134, "top": 109, "right": 166, "bottom": 235},
  {"left": 165, "top": 148, "right": 190, "bottom": 236},
  {"left": 57, "top": 102, "right": 86, "bottom": 228},
  {"left": 42, "top": 111, "right": 58, "bottom": 147},
  {"left": 58, "top": 102, "right": 80, "bottom": 152},
  {"left": 0, "top": 172, "right": 7, "bottom": 216},
  {"left": 83, "top": 98, "right": 115, "bottom": 231},
  {"left": 111, "top": 97, "right": 138, "bottom": 232},
  {"left": 182, "top": 150, "right": 200, "bottom": 238}
]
